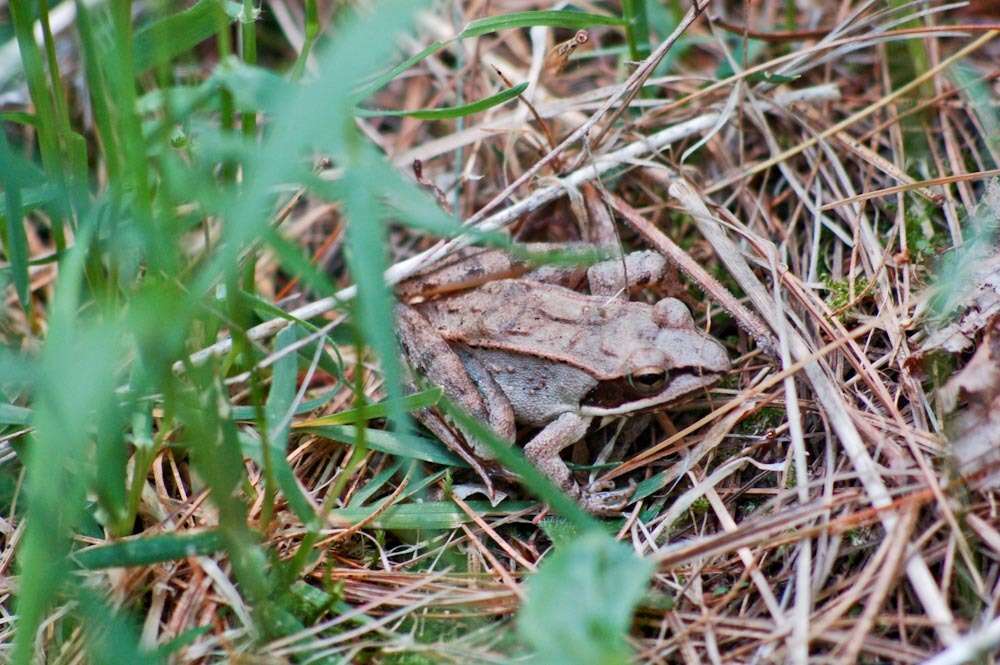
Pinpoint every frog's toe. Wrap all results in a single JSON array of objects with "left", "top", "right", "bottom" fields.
[
  {"left": 580, "top": 483, "right": 636, "bottom": 515},
  {"left": 588, "top": 478, "right": 619, "bottom": 493}
]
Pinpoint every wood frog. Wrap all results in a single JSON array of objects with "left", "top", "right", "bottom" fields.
[{"left": 395, "top": 246, "right": 730, "bottom": 513}]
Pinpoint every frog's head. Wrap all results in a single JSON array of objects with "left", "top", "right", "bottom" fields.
[{"left": 581, "top": 298, "right": 729, "bottom": 417}]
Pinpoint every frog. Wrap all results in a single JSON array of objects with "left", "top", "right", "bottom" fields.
[{"left": 395, "top": 245, "right": 730, "bottom": 513}]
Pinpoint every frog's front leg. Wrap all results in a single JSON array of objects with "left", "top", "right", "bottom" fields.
[{"left": 523, "top": 412, "right": 633, "bottom": 514}]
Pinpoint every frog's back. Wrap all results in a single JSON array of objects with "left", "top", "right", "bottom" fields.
[{"left": 416, "top": 279, "right": 669, "bottom": 379}]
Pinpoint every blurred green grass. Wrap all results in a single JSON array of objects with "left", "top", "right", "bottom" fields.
[{"left": 1, "top": 2, "right": 652, "bottom": 663}]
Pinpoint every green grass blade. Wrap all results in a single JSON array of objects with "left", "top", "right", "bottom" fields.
[
  {"left": 289, "top": 0, "right": 320, "bottom": 81},
  {"left": 98, "top": 3, "right": 156, "bottom": 254},
  {"left": 356, "top": 81, "right": 527, "bottom": 119},
  {"left": 191, "top": 0, "right": 427, "bottom": 299},
  {"left": 341, "top": 159, "right": 412, "bottom": 435},
  {"left": 262, "top": 226, "right": 338, "bottom": 297},
  {"left": 77, "top": 589, "right": 164, "bottom": 665},
  {"left": 0, "top": 111, "right": 37, "bottom": 126},
  {"left": 630, "top": 470, "right": 669, "bottom": 503},
  {"left": 0, "top": 403, "right": 32, "bottom": 426},
  {"left": 461, "top": 10, "right": 625, "bottom": 38},
  {"left": 37, "top": 0, "right": 75, "bottom": 176},
  {"left": 294, "top": 387, "right": 442, "bottom": 427},
  {"left": 238, "top": 0, "right": 259, "bottom": 136},
  {"left": 10, "top": 215, "right": 106, "bottom": 665},
  {"left": 287, "top": 581, "right": 364, "bottom": 626},
  {"left": 133, "top": 0, "right": 234, "bottom": 73},
  {"left": 73, "top": 530, "right": 226, "bottom": 570},
  {"left": 0, "top": 135, "right": 31, "bottom": 312},
  {"left": 177, "top": 376, "right": 272, "bottom": 605},
  {"left": 301, "top": 425, "right": 466, "bottom": 466},
  {"left": 747, "top": 70, "right": 800, "bottom": 84},
  {"left": 352, "top": 39, "right": 450, "bottom": 101},
  {"left": 309, "top": 165, "right": 509, "bottom": 247},
  {"left": 66, "top": 130, "right": 89, "bottom": 198},
  {"left": 8, "top": 0, "right": 67, "bottom": 250},
  {"left": 347, "top": 459, "right": 406, "bottom": 507},
  {"left": 264, "top": 326, "right": 320, "bottom": 526},
  {"left": 74, "top": 0, "right": 122, "bottom": 183},
  {"left": 622, "top": 0, "right": 652, "bottom": 62},
  {"left": 952, "top": 62, "right": 1000, "bottom": 159},
  {"left": 212, "top": 60, "right": 295, "bottom": 115},
  {"left": 352, "top": 8, "right": 625, "bottom": 100},
  {"left": 0, "top": 346, "right": 37, "bottom": 390},
  {"left": 14, "top": 330, "right": 122, "bottom": 664},
  {"left": 329, "top": 500, "right": 535, "bottom": 530},
  {"left": 231, "top": 388, "right": 338, "bottom": 421}
]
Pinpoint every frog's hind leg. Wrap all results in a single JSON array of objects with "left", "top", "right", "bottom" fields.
[
  {"left": 396, "top": 304, "right": 514, "bottom": 461},
  {"left": 523, "top": 412, "right": 633, "bottom": 515},
  {"left": 409, "top": 402, "right": 497, "bottom": 495},
  {"left": 455, "top": 346, "right": 516, "bottom": 442}
]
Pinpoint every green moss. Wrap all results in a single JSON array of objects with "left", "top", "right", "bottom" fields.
[
  {"left": 922, "top": 351, "right": 957, "bottom": 394},
  {"left": 739, "top": 406, "right": 785, "bottom": 435},
  {"left": 716, "top": 371, "right": 740, "bottom": 391},
  {"left": 902, "top": 196, "right": 948, "bottom": 264},
  {"left": 642, "top": 590, "right": 676, "bottom": 610},
  {"left": 690, "top": 496, "right": 710, "bottom": 515},
  {"left": 846, "top": 527, "right": 874, "bottom": 548},
  {"left": 953, "top": 557, "right": 986, "bottom": 622},
  {"left": 739, "top": 501, "right": 760, "bottom": 519},
  {"left": 823, "top": 275, "right": 870, "bottom": 320},
  {"left": 784, "top": 464, "right": 797, "bottom": 489},
  {"left": 381, "top": 654, "right": 439, "bottom": 665}
]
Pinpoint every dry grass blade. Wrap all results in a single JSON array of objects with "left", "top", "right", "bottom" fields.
[
  {"left": 6, "top": 1, "right": 1000, "bottom": 662},
  {"left": 821, "top": 167, "right": 1000, "bottom": 210}
]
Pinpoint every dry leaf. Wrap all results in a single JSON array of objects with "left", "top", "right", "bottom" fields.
[
  {"left": 544, "top": 30, "right": 589, "bottom": 76},
  {"left": 939, "top": 316, "right": 1000, "bottom": 489},
  {"left": 919, "top": 180, "right": 1000, "bottom": 353}
]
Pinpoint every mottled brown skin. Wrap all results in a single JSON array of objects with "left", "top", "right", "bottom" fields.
[{"left": 396, "top": 249, "right": 729, "bottom": 513}]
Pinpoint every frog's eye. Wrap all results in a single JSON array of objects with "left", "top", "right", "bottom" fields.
[{"left": 628, "top": 369, "right": 668, "bottom": 395}]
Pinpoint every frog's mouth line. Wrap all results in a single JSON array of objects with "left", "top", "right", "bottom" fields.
[{"left": 578, "top": 370, "right": 722, "bottom": 417}]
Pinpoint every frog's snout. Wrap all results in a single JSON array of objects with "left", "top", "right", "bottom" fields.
[
  {"left": 651, "top": 298, "right": 730, "bottom": 374},
  {"left": 701, "top": 337, "right": 731, "bottom": 373}
]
